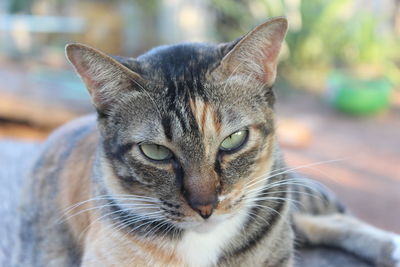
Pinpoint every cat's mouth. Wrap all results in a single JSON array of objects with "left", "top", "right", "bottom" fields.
[
  {"left": 157, "top": 192, "right": 247, "bottom": 232},
  {"left": 172, "top": 197, "right": 246, "bottom": 232},
  {"left": 175, "top": 213, "right": 234, "bottom": 233}
]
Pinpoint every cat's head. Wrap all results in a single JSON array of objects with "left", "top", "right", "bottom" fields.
[{"left": 66, "top": 17, "right": 288, "bottom": 234}]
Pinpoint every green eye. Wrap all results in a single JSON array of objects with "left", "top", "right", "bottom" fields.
[
  {"left": 220, "top": 130, "right": 248, "bottom": 152},
  {"left": 139, "top": 144, "right": 173, "bottom": 161}
]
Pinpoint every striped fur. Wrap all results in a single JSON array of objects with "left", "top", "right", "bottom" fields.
[{"left": 11, "top": 17, "right": 400, "bottom": 267}]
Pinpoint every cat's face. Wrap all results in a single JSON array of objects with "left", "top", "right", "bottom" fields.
[{"left": 67, "top": 17, "right": 287, "bottom": 233}]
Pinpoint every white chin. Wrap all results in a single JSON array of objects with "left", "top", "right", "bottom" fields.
[
  {"left": 191, "top": 220, "right": 221, "bottom": 233},
  {"left": 179, "top": 214, "right": 232, "bottom": 233}
]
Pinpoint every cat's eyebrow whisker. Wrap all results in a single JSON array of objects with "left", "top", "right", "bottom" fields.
[
  {"left": 221, "top": 61, "right": 245, "bottom": 94},
  {"left": 216, "top": 65, "right": 256, "bottom": 113},
  {"left": 128, "top": 77, "right": 163, "bottom": 119},
  {"left": 224, "top": 73, "right": 256, "bottom": 108}
]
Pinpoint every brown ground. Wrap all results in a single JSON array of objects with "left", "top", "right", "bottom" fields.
[{"left": 276, "top": 91, "right": 400, "bottom": 233}]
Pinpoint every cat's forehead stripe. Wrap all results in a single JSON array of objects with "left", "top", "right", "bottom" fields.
[
  {"left": 200, "top": 101, "right": 209, "bottom": 135},
  {"left": 161, "top": 116, "right": 173, "bottom": 141},
  {"left": 189, "top": 98, "right": 222, "bottom": 139},
  {"left": 212, "top": 109, "right": 222, "bottom": 135}
]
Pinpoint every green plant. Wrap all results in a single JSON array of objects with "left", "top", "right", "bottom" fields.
[
  {"left": 8, "top": 0, "right": 33, "bottom": 13},
  {"left": 210, "top": 0, "right": 400, "bottom": 90}
]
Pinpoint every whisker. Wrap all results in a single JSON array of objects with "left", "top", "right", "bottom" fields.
[
  {"left": 61, "top": 194, "right": 159, "bottom": 215},
  {"left": 244, "top": 203, "right": 289, "bottom": 225},
  {"left": 57, "top": 202, "right": 160, "bottom": 224},
  {"left": 245, "top": 179, "right": 320, "bottom": 197},
  {"left": 144, "top": 218, "right": 175, "bottom": 240},
  {"left": 246, "top": 189, "right": 320, "bottom": 199},
  {"left": 244, "top": 196, "right": 302, "bottom": 205},
  {"left": 77, "top": 208, "right": 163, "bottom": 241},
  {"left": 104, "top": 214, "right": 165, "bottom": 243},
  {"left": 246, "top": 210, "right": 270, "bottom": 226},
  {"left": 118, "top": 215, "right": 168, "bottom": 240},
  {"left": 244, "top": 158, "right": 346, "bottom": 189}
]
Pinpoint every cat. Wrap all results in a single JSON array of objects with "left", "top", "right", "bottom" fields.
[{"left": 9, "top": 17, "right": 400, "bottom": 267}]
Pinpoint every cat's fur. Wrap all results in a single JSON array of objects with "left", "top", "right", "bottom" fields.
[{"left": 10, "top": 17, "right": 400, "bottom": 267}]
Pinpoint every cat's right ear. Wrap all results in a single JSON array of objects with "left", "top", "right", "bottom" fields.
[
  {"left": 65, "top": 43, "right": 143, "bottom": 113},
  {"left": 215, "top": 17, "right": 288, "bottom": 87}
]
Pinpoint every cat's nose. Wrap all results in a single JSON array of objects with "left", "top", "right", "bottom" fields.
[
  {"left": 193, "top": 203, "right": 214, "bottom": 219},
  {"left": 186, "top": 194, "right": 218, "bottom": 219},
  {"left": 182, "top": 170, "right": 220, "bottom": 219}
]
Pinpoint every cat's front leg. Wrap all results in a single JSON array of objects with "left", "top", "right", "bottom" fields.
[{"left": 293, "top": 213, "right": 400, "bottom": 267}]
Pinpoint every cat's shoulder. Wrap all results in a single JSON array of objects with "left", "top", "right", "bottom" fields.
[
  {"left": 44, "top": 113, "right": 98, "bottom": 147},
  {"left": 35, "top": 114, "right": 99, "bottom": 169}
]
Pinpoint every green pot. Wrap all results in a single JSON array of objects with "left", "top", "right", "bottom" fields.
[{"left": 327, "top": 71, "right": 392, "bottom": 115}]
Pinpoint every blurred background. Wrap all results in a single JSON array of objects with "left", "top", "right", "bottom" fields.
[{"left": 0, "top": 0, "right": 399, "bottom": 232}]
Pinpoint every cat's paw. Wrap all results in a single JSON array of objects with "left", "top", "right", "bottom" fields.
[{"left": 392, "top": 234, "right": 400, "bottom": 267}]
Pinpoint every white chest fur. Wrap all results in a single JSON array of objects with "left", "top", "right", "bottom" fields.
[{"left": 176, "top": 210, "right": 249, "bottom": 267}]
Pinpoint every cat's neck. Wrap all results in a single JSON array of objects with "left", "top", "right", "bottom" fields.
[
  {"left": 80, "top": 202, "right": 250, "bottom": 267},
  {"left": 176, "top": 206, "right": 250, "bottom": 267}
]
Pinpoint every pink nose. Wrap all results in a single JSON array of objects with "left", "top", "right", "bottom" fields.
[{"left": 192, "top": 203, "right": 214, "bottom": 219}]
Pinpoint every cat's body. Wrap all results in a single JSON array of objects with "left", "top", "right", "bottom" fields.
[
  {"left": 9, "top": 17, "right": 400, "bottom": 267},
  {"left": 12, "top": 115, "right": 293, "bottom": 267}
]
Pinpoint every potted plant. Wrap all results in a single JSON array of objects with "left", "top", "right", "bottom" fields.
[{"left": 324, "top": 11, "right": 399, "bottom": 115}]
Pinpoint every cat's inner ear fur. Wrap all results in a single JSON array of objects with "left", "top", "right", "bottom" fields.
[
  {"left": 217, "top": 17, "right": 288, "bottom": 86},
  {"left": 65, "top": 43, "right": 143, "bottom": 112}
]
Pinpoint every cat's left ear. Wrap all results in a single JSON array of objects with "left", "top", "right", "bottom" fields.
[{"left": 216, "top": 17, "right": 288, "bottom": 86}]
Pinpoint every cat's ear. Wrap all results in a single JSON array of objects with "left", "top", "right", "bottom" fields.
[
  {"left": 217, "top": 17, "right": 288, "bottom": 86},
  {"left": 65, "top": 43, "right": 143, "bottom": 112}
]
